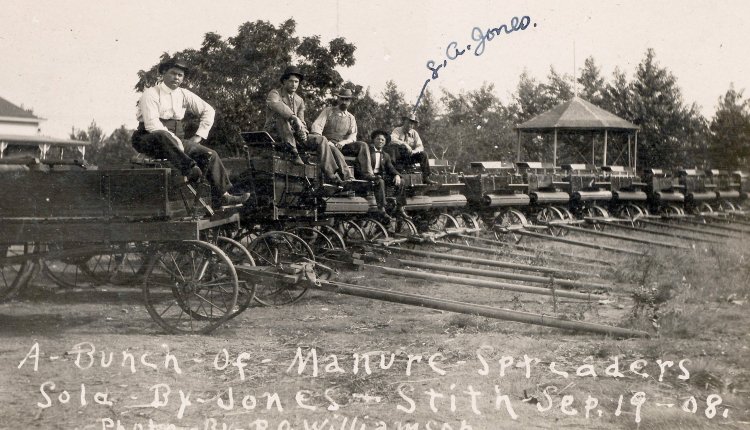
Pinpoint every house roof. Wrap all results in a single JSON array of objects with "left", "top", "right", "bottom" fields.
[
  {"left": 0, "top": 96, "right": 40, "bottom": 120},
  {"left": 516, "top": 96, "right": 639, "bottom": 131}
]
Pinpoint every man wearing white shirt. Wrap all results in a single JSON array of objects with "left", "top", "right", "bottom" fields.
[
  {"left": 389, "top": 113, "right": 436, "bottom": 185},
  {"left": 131, "top": 58, "right": 249, "bottom": 208}
]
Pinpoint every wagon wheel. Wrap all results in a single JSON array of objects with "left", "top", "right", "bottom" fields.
[
  {"left": 358, "top": 218, "right": 389, "bottom": 242},
  {"left": 694, "top": 202, "right": 713, "bottom": 216},
  {"left": 449, "top": 212, "right": 480, "bottom": 245},
  {"left": 584, "top": 205, "right": 609, "bottom": 231},
  {"left": 537, "top": 207, "right": 566, "bottom": 237},
  {"left": 142, "top": 240, "right": 239, "bottom": 334},
  {"left": 286, "top": 227, "right": 336, "bottom": 255},
  {"left": 385, "top": 218, "right": 419, "bottom": 249},
  {"left": 335, "top": 220, "right": 367, "bottom": 246},
  {"left": 617, "top": 204, "right": 645, "bottom": 228},
  {"left": 216, "top": 236, "right": 256, "bottom": 318},
  {"left": 554, "top": 206, "right": 574, "bottom": 237},
  {"left": 0, "top": 243, "right": 36, "bottom": 302},
  {"left": 715, "top": 200, "right": 737, "bottom": 214},
  {"left": 663, "top": 204, "right": 683, "bottom": 217},
  {"left": 285, "top": 227, "right": 337, "bottom": 280},
  {"left": 317, "top": 225, "right": 347, "bottom": 250},
  {"left": 246, "top": 231, "right": 315, "bottom": 306},
  {"left": 40, "top": 243, "right": 94, "bottom": 289},
  {"left": 80, "top": 243, "right": 147, "bottom": 286},
  {"left": 492, "top": 209, "right": 528, "bottom": 243}
]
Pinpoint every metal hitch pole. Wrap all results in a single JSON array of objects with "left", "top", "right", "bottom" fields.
[
  {"left": 640, "top": 219, "right": 738, "bottom": 239},
  {"left": 557, "top": 224, "right": 691, "bottom": 249},
  {"left": 383, "top": 246, "right": 595, "bottom": 278},
  {"left": 516, "top": 229, "right": 645, "bottom": 256},
  {"left": 677, "top": 217, "right": 750, "bottom": 234},
  {"left": 602, "top": 222, "right": 722, "bottom": 244},
  {"left": 317, "top": 280, "right": 649, "bottom": 338},
  {"left": 452, "top": 234, "right": 614, "bottom": 267},
  {"left": 393, "top": 259, "right": 618, "bottom": 292}
]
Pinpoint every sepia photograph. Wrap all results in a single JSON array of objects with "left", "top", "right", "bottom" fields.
[{"left": 0, "top": 1, "right": 748, "bottom": 428}]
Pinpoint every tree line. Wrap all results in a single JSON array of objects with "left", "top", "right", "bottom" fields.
[{"left": 74, "top": 19, "right": 749, "bottom": 172}]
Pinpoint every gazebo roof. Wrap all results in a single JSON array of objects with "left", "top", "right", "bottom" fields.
[{"left": 516, "top": 96, "right": 639, "bottom": 131}]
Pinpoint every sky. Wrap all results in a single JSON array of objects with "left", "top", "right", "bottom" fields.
[{"left": 2, "top": 0, "right": 749, "bottom": 138}]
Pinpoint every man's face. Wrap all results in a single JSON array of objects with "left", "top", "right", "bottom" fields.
[
  {"left": 402, "top": 119, "right": 414, "bottom": 133},
  {"left": 162, "top": 67, "right": 185, "bottom": 90},
  {"left": 283, "top": 76, "right": 300, "bottom": 93},
  {"left": 337, "top": 97, "right": 351, "bottom": 111},
  {"left": 372, "top": 134, "right": 387, "bottom": 151}
]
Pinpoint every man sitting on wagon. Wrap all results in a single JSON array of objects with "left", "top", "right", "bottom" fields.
[
  {"left": 368, "top": 130, "right": 410, "bottom": 220},
  {"left": 131, "top": 57, "right": 250, "bottom": 208},
  {"left": 389, "top": 113, "right": 437, "bottom": 185},
  {"left": 310, "top": 88, "right": 376, "bottom": 180},
  {"left": 264, "top": 66, "right": 352, "bottom": 185}
]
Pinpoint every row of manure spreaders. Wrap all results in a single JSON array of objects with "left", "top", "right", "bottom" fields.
[{"left": 380, "top": 160, "right": 750, "bottom": 246}]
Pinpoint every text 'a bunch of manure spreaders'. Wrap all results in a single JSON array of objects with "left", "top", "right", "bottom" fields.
[{"left": 1, "top": 128, "right": 747, "bottom": 339}]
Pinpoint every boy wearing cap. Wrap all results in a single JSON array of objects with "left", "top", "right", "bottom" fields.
[{"left": 132, "top": 57, "right": 250, "bottom": 208}]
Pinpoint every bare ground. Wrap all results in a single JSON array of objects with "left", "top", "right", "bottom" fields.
[{"left": 1, "top": 229, "right": 748, "bottom": 430}]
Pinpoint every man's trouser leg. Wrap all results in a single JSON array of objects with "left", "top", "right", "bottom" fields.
[
  {"left": 372, "top": 176, "right": 386, "bottom": 209},
  {"left": 341, "top": 141, "right": 374, "bottom": 178},
  {"left": 270, "top": 119, "right": 302, "bottom": 155},
  {"left": 305, "top": 135, "right": 341, "bottom": 180},
  {"left": 183, "top": 140, "right": 232, "bottom": 202},
  {"left": 411, "top": 151, "right": 431, "bottom": 178},
  {"left": 131, "top": 129, "right": 195, "bottom": 175}
]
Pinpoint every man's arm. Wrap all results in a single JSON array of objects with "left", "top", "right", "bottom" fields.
[
  {"left": 266, "top": 89, "right": 295, "bottom": 120},
  {"left": 182, "top": 89, "right": 215, "bottom": 140},
  {"left": 383, "top": 153, "right": 402, "bottom": 185},
  {"left": 339, "top": 113, "right": 357, "bottom": 145},
  {"left": 390, "top": 127, "right": 412, "bottom": 154},
  {"left": 410, "top": 130, "right": 425, "bottom": 153},
  {"left": 310, "top": 107, "right": 329, "bottom": 135}
]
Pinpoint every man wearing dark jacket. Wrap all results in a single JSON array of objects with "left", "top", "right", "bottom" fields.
[{"left": 369, "top": 130, "right": 410, "bottom": 220}]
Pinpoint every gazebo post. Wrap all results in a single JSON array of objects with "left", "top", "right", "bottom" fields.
[
  {"left": 516, "top": 130, "right": 521, "bottom": 162},
  {"left": 627, "top": 134, "right": 632, "bottom": 168},
  {"left": 634, "top": 131, "right": 639, "bottom": 171},
  {"left": 603, "top": 129, "right": 608, "bottom": 166},
  {"left": 553, "top": 128, "right": 558, "bottom": 166},
  {"left": 591, "top": 133, "right": 596, "bottom": 165}
]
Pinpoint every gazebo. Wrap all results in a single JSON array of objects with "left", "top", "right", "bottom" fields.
[{"left": 515, "top": 96, "right": 640, "bottom": 168}]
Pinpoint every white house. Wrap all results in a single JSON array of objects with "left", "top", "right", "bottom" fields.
[{"left": 0, "top": 96, "right": 88, "bottom": 161}]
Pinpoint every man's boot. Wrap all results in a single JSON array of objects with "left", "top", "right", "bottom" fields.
[{"left": 396, "top": 206, "right": 411, "bottom": 220}]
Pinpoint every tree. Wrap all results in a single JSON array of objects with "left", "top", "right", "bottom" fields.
[
  {"left": 134, "top": 19, "right": 357, "bottom": 156},
  {"left": 629, "top": 49, "right": 706, "bottom": 168},
  {"left": 577, "top": 56, "right": 605, "bottom": 106},
  {"left": 379, "top": 80, "right": 409, "bottom": 131},
  {"left": 69, "top": 120, "right": 106, "bottom": 165},
  {"left": 708, "top": 85, "right": 750, "bottom": 169},
  {"left": 97, "top": 126, "right": 139, "bottom": 168}
]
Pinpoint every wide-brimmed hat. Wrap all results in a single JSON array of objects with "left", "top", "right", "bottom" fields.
[
  {"left": 280, "top": 65, "right": 305, "bottom": 82},
  {"left": 370, "top": 129, "right": 391, "bottom": 144},
  {"left": 158, "top": 58, "right": 190, "bottom": 74},
  {"left": 336, "top": 88, "right": 354, "bottom": 99},
  {"left": 401, "top": 112, "right": 419, "bottom": 124}
]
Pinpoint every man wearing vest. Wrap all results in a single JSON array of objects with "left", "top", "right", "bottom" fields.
[
  {"left": 310, "top": 89, "right": 375, "bottom": 180},
  {"left": 131, "top": 57, "right": 250, "bottom": 208},
  {"left": 369, "top": 130, "right": 410, "bottom": 220}
]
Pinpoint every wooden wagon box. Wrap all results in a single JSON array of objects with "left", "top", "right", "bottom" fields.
[{"left": 0, "top": 169, "right": 172, "bottom": 219}]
